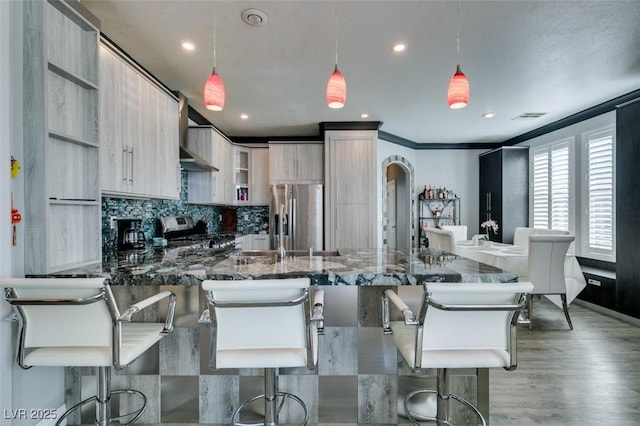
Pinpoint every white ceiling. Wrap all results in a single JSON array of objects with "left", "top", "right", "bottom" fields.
[{"left": 79, "top": 0, "right": 640, "bottom": 145}]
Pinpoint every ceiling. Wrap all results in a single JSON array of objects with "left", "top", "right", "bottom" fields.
[{"left": 80, "top": 0, "right": 640, "bottom": 145}]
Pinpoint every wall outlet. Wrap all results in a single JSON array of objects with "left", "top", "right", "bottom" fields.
[
  {"left": 244, "top": 214, "right": 249, "bottom": 220},
  {"left": 110, "top": 216, "right": 117, "bottom": 230},
  {"left": 587, "top": 278, "right": 601, "bottom": 286}
]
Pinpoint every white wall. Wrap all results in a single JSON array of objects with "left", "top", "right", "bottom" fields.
[
  {"left": 1, "top": 2, "right": 65, "bottom": 423},
  {"left": 378, "top": 138, "right": 485, "bottom": 246},
  {"left": 414, "top": 148, "right": 485, "bottom": 237},
  {"left": 1, "top": 1, "right": 15, "bottom": 421}
]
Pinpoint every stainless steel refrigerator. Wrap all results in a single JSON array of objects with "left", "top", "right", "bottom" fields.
[{"left": 270, "top": 184, "right": 323, "bottom": 251}]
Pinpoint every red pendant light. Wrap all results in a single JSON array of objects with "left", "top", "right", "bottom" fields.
[
  {"left": 447, "top": 65, "right": 469, "bottom": 109},
  {"left": 326, "top": 64, "right": 346, "bottom": 109},
  {"left": 326, "top": 2, "right": 346, "bottom": 109},
  {"left": 204, "top": 67, "right": 225, "bottom": 111},
  {"left": 203, "top": 7, "right": 225, "bottom": 111},
  {"left": 448, "top": 0, "right": 469, "bottom": 109}
]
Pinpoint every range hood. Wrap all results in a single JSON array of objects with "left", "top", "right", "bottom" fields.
[{"left": 178, "top": 92, "right": 218, "bottom": 172}]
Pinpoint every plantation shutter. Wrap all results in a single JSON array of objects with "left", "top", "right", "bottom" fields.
[
  {"left": 586, "top": 131, "right": 614, "bottom": 253},
  {"left": 531, "top": 141, "right": 569, "bottom": 230}
]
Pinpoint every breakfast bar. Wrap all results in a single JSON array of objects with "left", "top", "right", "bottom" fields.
[{"left": 52, "top": 246, "right": 518, "bottom": 424}]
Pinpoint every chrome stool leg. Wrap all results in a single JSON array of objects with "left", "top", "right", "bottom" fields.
[
  {"left": 232, "top": 368, "right": 309, "bottom": 426},
  {"left": 55, "top": 367, "right": 146, "bottom": 426},
  {"left": 403, "top": 369, "right": 486, "bottom": 426}
]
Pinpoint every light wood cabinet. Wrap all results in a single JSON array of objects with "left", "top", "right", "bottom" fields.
[
  {"left": 324, "top": 131, "right": 377, "bottom": 250},
  {"left": 234, "top": 147, "right": 250, "bottom": 203},
  {"left": 23, "top": 0, "right": 101, "bottom": 273},
  {"left": 250, "top": 148, "right": 270, "bottom": 205},
  {"left": 236, "top": 234, "right": 270, "bottom": 250},
  {"left": 269, "top": 142, "right": 324, "bottom": 183},
  {"left": 99, "top": 42, "right": 180, "bottom": 199},
  {"left": 185, "top": 126, "right": 233, "bottom": 205},
  {"left": 234, "top": 146, "right": 269, "bottom": 206}
]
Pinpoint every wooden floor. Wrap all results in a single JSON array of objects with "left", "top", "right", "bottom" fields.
[{"left": 490, "top": 297, "right": 640, "bottom": 426}]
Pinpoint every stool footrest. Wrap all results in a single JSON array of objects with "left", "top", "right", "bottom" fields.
[
  {"left": 55, "top": 389, "right": 147, "bottom": 426},
  {"left": 403, "top": 388, "right": 486, "bottom": 426},
  {"left": 232, "top": 391, "right": 309, "bottom": 426}
]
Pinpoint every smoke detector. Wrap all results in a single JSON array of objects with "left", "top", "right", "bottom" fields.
[{"left": 241, "top": 9, "right": 268, "bottom": 26}]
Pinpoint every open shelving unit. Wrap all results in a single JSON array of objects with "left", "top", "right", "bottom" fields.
[
  {"left": 23, "top": 0, "right": 101, "bottom": 273},
  {"left": 418, "top": 195, "right": 460, "bottom": 248}
]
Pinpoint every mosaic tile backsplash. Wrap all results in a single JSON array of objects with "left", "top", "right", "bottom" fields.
[{"left": 102, "top": 171, "right": 269, "bottom": 250}]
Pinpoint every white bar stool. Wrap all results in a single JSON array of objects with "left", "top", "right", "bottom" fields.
[
  {"left": 201, "top": 278, "right": 324, "bottom": 426},
  {"left": 382, "top": 281, "right": 532, "bottom": 425},
  {"left": 1, "top": 277, "right": 176, "bottom": 426}
]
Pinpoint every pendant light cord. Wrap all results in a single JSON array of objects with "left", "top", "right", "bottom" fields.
[
  {"left": 456, "top": 0, "right": 461, "bottom": 63},
  {"left": 213, "top": 6, "right": 217, "bottom": 70},
  {"left": 334, "top": 1, "right": 339, "bottom": 66}
]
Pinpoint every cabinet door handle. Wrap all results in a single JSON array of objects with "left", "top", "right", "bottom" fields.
[
  {"left": 486, "top": 192, "right": 492, "bottom": 212},
  {"left": 129, "top": 147, "right": 134, "bottom": 184},
  {"left": 176, "top": 165, "right": 181, "bottom": 194},
  {"left": 122, "top": 146, "right": 128, "bottom": 183}
]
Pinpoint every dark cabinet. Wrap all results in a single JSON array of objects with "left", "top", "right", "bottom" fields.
[
  {"left": 478, "top": 147, "right": 529, "bottom": 244},
  {"left": 616, "top": 99, "right": 640, "bottom": 319}
]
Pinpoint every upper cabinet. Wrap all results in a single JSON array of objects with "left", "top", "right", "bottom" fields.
[
  {"left": 250, "top": 148, "right": 270, "bottom": 205},
  {"left": 234, "top": 146, "right": 269, "bottom": 206},
  {"left": 99, "top": 41, "right": 180, "bottom": 199},
  {"left": 185, "top": 125, "right": 233, "bottom": 205},
  {"left": 184, "top": 128, "right": 268, "bottom": 206},
  {"left": 234, "top": 147, "right": 250, "bottom": 202},
  {"left": 269, "top": 142, "right": 324, "bottom": 183},
  {"left": 23, "top": 0, "right": 101, "bottom": 273}
]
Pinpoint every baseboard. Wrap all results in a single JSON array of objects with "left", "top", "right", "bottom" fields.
[
  {"left": 574, "top": 299, "right": 640, "bottom": 327},
  {"left": 34, "top": 404, "right": 66, "bottom": 426}
]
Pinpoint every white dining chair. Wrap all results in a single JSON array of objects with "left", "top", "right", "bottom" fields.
[
  {"left": 1, "top": 277, "right": 176, "bottom": 426},
  {"left": 513, "top": 226, "right": 535, "bottom": 248},
  {"left": 514, "top": 227, "right": 573, "bottom": 253},
  {"left": 440, "top": 225, "right": 468, "bottom": 242},
  {"left": 201, "top": 278, "right": 324, "bottom": 425},
  {"left": 527, "top": 234, "right": 575, "bottom": 329},
  {"left": 426, "top": 227, "right": 456, "bottom": 253},
  {"left": 382, "top": 281, "right": 533, "bottom": 425}
]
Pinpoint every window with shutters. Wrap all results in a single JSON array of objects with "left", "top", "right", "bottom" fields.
[
  {"left": 581, "top": 127, "right": 615, "bottom": 261},
  {"left": 531, "top": 139, "right": 573, "bottom": 233}
]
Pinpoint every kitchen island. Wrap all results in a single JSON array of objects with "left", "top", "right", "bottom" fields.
[
  {"left": 55, "top": 247, "right": 518, "bottom": 425},
  {"left": 70, "top": 246, "right": 518, "bottom": 285}
]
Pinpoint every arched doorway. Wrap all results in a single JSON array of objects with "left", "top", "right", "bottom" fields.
[{"left": 382, "top": 156, "right": 415, "bottom": 252}]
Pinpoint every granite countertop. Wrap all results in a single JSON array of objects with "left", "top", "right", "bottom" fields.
[{"left": 57, "top": 245, "right": 518, "bottom": 286}]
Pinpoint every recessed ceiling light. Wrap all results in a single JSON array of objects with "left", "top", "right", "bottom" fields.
[
  {"left": 361, "top": 113, "right": 369, "bottom": 118},
  {"left": 483, "top": 112, "right": 495, "bottom": 119},
  {"left": 392, "top": 43, "right": 406, "bottom": 53},
  {"left": 181, "top": 42, "right": 195, "bottom": 51},
  {"left": 240, "top": 114, "right": 249, "bottom": 120}
]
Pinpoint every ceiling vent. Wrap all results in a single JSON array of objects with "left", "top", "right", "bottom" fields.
[
  {"left": 241, "top": 9, "right": 268, "bottom": 26},
  {"left": 511, "top": 112, "right": 547, "bottom": 120}
]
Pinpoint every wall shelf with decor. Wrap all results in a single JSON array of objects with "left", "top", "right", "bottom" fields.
[{"left": 418, "top": 186, "right": 460, "bottom": 248}]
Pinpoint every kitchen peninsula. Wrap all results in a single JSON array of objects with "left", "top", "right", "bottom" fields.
[
  {"left": 52, "top": 246, "right": 517, "bottom": 424},
  {"left": 80, "top": 246, "right": 519, "bottom": 285}
]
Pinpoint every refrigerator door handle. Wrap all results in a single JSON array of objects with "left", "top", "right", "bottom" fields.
[{"left": 291, "top": 198, "right": 296, "bottom": 250}]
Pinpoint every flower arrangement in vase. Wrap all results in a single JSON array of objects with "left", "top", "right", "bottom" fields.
[{"left": 480, "top": 220, "right": 499, "bottom": 240}]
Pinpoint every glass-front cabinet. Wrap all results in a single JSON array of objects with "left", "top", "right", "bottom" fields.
[{"left": 235, "top": 147, "right": 250, "bottom": 202}]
